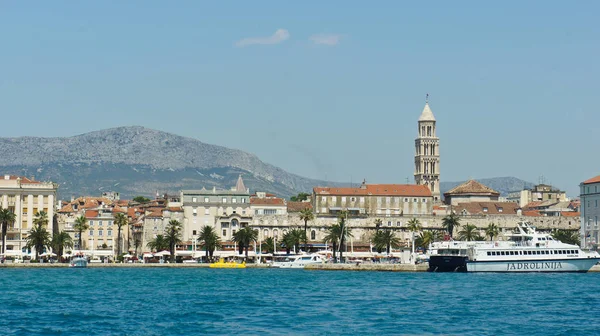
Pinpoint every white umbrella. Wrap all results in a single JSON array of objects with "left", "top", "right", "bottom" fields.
[
  {"left": 158, "top": 250, "right": 170, "bottom": 256},
  {"left": 143, "top": 253, "right": 154, "bottom": 258},
  {"left": 123, "top": 254, "right": 133, "bottom": 258}
]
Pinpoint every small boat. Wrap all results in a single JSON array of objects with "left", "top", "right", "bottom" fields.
[
  {"left": 69, "top": 257, "right": 88, "bottom": 268},
  {"left": 209, "top": 258, "right": 246, "bottom": 269},
  {"left": 270, "top": 254, "right": 324, "bottom": 269}
]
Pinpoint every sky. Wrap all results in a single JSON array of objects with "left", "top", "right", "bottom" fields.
[{"left": 1, "top": 1, "right": 598, "bottom": 197}]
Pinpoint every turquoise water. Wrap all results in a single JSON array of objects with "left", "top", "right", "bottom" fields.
[{"left": 0, "top": 269, "right": 599, "bottom": 335}]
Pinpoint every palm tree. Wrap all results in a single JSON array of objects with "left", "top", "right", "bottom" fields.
[
  {"left": 51, "top": 231, "right": 73, "bottom": 261},
  {"left": 113, "top": 213, "right": 128, "bottom": 257},
  {"left": 337, "top": 210, "right": 354, "bottom": 263},
  {"left": 323, "top": 224, "right": 342, "bottom": 262},
  {"left": 73, "top": 215, "right": 89, "bottom": 251},
  {"left": 233, "top": 226, "right": 258, "bottom": 258},
  {"left": 147, "top": 235, "right": 169, "bottom": 252},
  {"left": 33, "top": 211, "right": 48, "bottom": 227},
  {"left": 282, "top": 229, "right": 305, "bottom": 254},
  {"left": 299, "top": 208, "right": 314, "bottom": 251},
  {"left": 372, "top": 229, "right": 401, "bottom": 255},
  {"left": 551, "top": 229, "right": 580, "bottom": 246},
  {"left": 261, "top": 237, "right": 275, "bottom": 254},
  {"left": 407, "top": 218, "right": 422, "bottom": 259},
  {"left": 485, "top": 222, "right": 500, "bottom": 241},
  {"left": 26, "top": 222, "right": 51, "bottom": 259},
  {"left": 0, "top": 208, "right": 16, "bottom": 255},
  {"left": 165, "top": 220, "right": 182, "bottom": 262},
  {"left": 442, "top": 213, "right": 460, "bottom": 238},
  {"left": 457, "top": 223, "right": 482, "bottom": 241},
  {"left": 198, "top": 226, "right": 220, "bottom": 261}
]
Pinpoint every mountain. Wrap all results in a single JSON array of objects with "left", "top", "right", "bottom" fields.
[
  {"left": 0, "top": 126, "right": 340, "bottom": 200},
  {"left": 440, "top": 177, "right": 535, "bottom": 197}
]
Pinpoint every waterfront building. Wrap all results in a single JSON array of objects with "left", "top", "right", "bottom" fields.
[
  {"left": 312, "top": 180, "right": 433, "bottom": 216},
  {"left": 250, "top": 192, "right": 287, "bottom": 216},
  {"left": 506, "top": 183, "right": 569, "bottom": 207},
  {"left": 414, "top": 100, "right": 441, "bottom": 202},
  {"left": 580, "top": 175, "right": 600, "bottom": 247},
  {"left": 0, "top": 175, "right": 58, "bottom": 254},
  {"left": 443, "top": 180, "right": 500, "bottom": 206},
  {"left": 180, "top": 175, "right": 251, "bottom": 244}
]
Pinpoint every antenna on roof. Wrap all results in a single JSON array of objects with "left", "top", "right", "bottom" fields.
[
  {"left": 426, "top": 93, "right": 429, "bottom": 103},
  {"left": 405, "top": 177, "right": 409, "bottom": 184}
]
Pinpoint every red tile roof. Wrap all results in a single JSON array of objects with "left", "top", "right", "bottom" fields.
[
  {"left": 314, "top": 184, "right": 432, "bottom": 197},
  {"left": 287, "top": 201, "right": 312, "bottom": 212},
  {"left": 1, "top": 175, "right": 42, "bottom": 184},
  {"left": 250, "top": 197, "right": 286, "bottom": 206},
  {"left": 560, "top": 211, "right": 580, "bottom": 217},
  {"left": 522, "top": 210, "right": 542, "bottom": 217},
  {"left": 584, "top": 175, "right": 600, "bottom": 184},
  {"left": 454, "top": 202, "right": 520, "bottom": 215},
  {"left": 85, "top": 210, "right": 99, "bottom": 218},
  {"left": 444, "top": 180, "right": 499, "bottom": 196}
]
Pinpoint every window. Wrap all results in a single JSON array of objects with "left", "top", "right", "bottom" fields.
[
  {"left": 99, "top": 221, "right": 103, "bottom": 226},
  {"left": 360, "top": 197, "right": 365, "bottom": 203},
  {"left": 263, "top": 229, "right": 268, "bottom": 237},
  {"left": 350, "top": 197, "right": 356, "bottom": 202},
  {"left": 422, "top": 199, "right": 427, "bottom": 203},
  {"left": 98, "top": 230, "right": 103, "bottom": 236},
  {"left": 89, "top": 230, "right": 94, "bottom": 236},
  {"left": 321, "top": 197, "right": 326, "bottom": 202},
  {"left": 204, "top": 197, "right": 209, "bottom": 203},
  {"left": 264, "top": 209, "right": 277, "bottom": 215},
  {"left": 232, "top": 198, "right": 237, "bottom": 203},
  {"left": 331, "top": 196, "right": 336, "bottom": 202},
  {"left": 108, "top": 230, "right": 112, "bottom": 236},
  {"left": 498, "top": 208, "right": 503, "bottom": 213},
  {"left": 342, "top": 197, "right": 346, "bottom": 203},
  {"left": 396, "top": 221, "right": 401, "bottom": 227},
  {"left": 413, "top": 198, "right": 417, "bottom": 202},
  {"left": 193, "top": 208, "right": 197, "bottom": 216},
  {"left": 404, "top": 198, "right": 408, "bottom": 202},
  {"left": 241, "top": 198, "right": 246, "bottom": 203},
  {"left": 222, "top": 229, "right": 227, "bottom": 237},
  {"left": 89, "top": 220, "right": 94, "bottom": 226},
  {"left": 483, "top": 207, "right": 488, "bottom": 212},
  {"left": 222, "top": 197, "right": 227, "bottom": 203},
  {"left": 232, "top": 230, "right": 236, "bottom": 235},
  {"left": 273, "top": 229, "right": 279, "bottom": 238},
  {"left": 205, "top": 208, "right": 210, "bottom": 215},
  {"left": 387, "top": 221, "right": 392, "bottom": 227},
  {"left": 311, "top": 230, "right": 316, "bottom": 240},
  {"left": 192, "top": 197, "right": 197, "bottom": 203}
]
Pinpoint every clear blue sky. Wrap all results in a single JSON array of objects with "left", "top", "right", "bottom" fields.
[{"left": 1, "top": 1, "right": 598, "bottom": 196}]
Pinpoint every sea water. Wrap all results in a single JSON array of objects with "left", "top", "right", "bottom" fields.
[{"left": 0, "top": 268, "right": 599, "bottom": 335}]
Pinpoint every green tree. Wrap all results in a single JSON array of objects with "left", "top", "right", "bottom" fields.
[
  {"left": 323, "top": 224, "right": 342, "bottom": 262},
  {"left": 415, "top": 230, "right": 445, "bottom": 251},
  {"left": 164, "top": 220, "right": 182, "bottom": 262},
  {"left": 0, "top": 208, "right": 16, "bottom": 255},
  {"left": 51, "top": 231, "right": 73, "bottom": 260},
  {"left": 133, "top": 196, "right": 151, "bottom": 203},
  {"left": 372, "top": 229, "right": 401, "bottom": 255},
  {"left": 299, "top": 208, "right": 314, "bottom": 251},
  {"left": 198, "top": 225, "right": 220, "bottom": 261},
  {"left": 73, "top": 215, "right": 89, "bottom": 251},
  {"left": 281, "top": 229, "right": 305, "bottom": 254},
  {"left": 147, "top": 235, "right": 169, "bottom": 253},
  {"left": 551, "top": 229, "right": 580, "bottom": 246},
  {"left": 290, "top": 192, "right": 310, "bottom": 202},
  {"left": 442, "top": 213, "right": 461, "bottom": 238},
  {"left": 407, "top": 218, "right": 422, "bottom": 258},
  {"left": 261, "top": 237, "right": 275, "bottom": 254},
  {"left": 337, "top": 211, "right": 353, "bottom": 263},
  {"left": 485, "top": 222, "right": 500, "bottom": 241},
  {"left": 113, "top": 212, "right": 128, "bottom": 257},
  {"left": 33, "top": 211, "right": 48, "bottom": 228},
  {"left": 26, "top": 221, "right": 51, "bottom": 260},
  {"left": 457, "top": 223, "right": 482, "bottom": 241},
  {"left": 233, "top": 226, "right": 258, "bottom": 258}
]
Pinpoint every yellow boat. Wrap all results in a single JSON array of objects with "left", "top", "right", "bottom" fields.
[{"left": 209, "top": 258, "right": 246, "bottom": 269}]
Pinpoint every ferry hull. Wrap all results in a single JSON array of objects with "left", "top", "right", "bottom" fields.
[
  {"left": 466, "top": 258, "right": 600, "bottom": 273},
  {"left": 428, "top": 255, "right": 468, "bottom": 272}
]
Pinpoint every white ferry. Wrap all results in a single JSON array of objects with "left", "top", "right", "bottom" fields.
[
  {"left": 428, "top": 240, "right": 487, "bottom": 272},
  {"left": 271, "top": 253, "right": 324, "bottom": 269},
  {"left": 466, "top": 222, "right": 600, "bottom": 272}
]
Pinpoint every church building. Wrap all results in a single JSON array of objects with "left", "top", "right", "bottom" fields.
[{"left": 414, "top": 99, "right": 441, "bottom": 202}]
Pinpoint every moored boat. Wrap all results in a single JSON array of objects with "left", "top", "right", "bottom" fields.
[
  {"left": 209, "top": 258, "right": 246, "bottom": 269},
  {"left": 69, "top": 257, "right": 88, "bottom": 268},
  {"left": 271, "top": 254, "right": 324, "bottom": 269}
]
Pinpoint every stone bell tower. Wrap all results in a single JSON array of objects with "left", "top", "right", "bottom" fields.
[{"left": 414, "top": 96, "right": 440, "bottom": 202}]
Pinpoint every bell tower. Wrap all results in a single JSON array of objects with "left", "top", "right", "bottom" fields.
[{"left": 414, "top": 96, "right": 440, "bottom": 202}]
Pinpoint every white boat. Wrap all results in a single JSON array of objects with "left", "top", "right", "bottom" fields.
[
  {"left": 271, "top": 254, "right": 324, "bottom": 269},
  {"left": 69, "top": 257, "right": 88, "bottom": 268},
  {"left": 428, "top": 240, "right": 489, "bottom": 272},
  {"left": 466, "top": 221, "right": 600, "bottom": 272}
]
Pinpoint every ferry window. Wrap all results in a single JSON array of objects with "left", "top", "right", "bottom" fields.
[
  {"left": 548, "top": 237, "right": 553, "bottom": 240},
  {"left": 545, "top": 251, "right": 549, "bottom": 254},
  {"left": 501, "top": 251, "right": 505, "bottom": 255},
  {"left": 509, "top": 251, "right": 514, "bottom": 255},
  {"left": 519, "top": 251, "right": 523, "bottom": 255},
  {"left": 487, "top": 252, "right": 491, "bottom": 256}
]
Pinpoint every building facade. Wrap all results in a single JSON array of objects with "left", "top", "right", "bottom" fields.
[
  {"left": 0, "top": 175, "right": 58, "bottom": 254},
  {"left": 312, "top": 181, "right": 433, "bottom": 216},
  {"left": 507, "top": 184, "right": 569, "bottom": 207},
  {"left": 580, "top": 175, "right": 600, "bottom": 248},
  {"left": 443, "top": 180, "right": 500, "bottom": 206},
  {"left": 181, "top": 175, "right": 251, "bottom": 243},
  {"left": 414, "top": 101, "right": 441, "bottom": 202}
]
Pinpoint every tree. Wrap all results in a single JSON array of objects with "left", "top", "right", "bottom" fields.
[
  {"left": 442, "top": 213, "right": 461, "bottom": 238},
  {"left": 33, "top": 211, "right": 48, "bottom": 228},
  {"left": 551, "top": 229, "right": 580, "bottom": 246},
  {"left": 198, "top": 226, "right": 220, "bottom": 261},
  {"left": 233, "top": 226, "right": 258, "bottom": 258},
  {"left": 336, "top": 211, "right": 353, "bottom": 263},
  {"left": 282, "top": 229, "right": 305, "bottom": 254},
  {"left": 26, "top": 221, "right": 51, "bottom": 260},
  {"left": 133, "top": 196, "right": 151, "bottom": 203},
  {"left": 73, "top": 215, "right": 89, "bottom": 251},
  {"left": 0, "top": 208, "right": 16, "bottom": 255},
  {"left": 51, "top": 231, "right": 73, "bottom": 260},
  {"left": 290, "top": 193, "right": 310, "bottom": 202},
  {"left": 407, "top": 218, "right": 422, "bottom": 260},
  {"left": 372, "top": 229, "right": 401, "bottom": 255},
  {"left": 261, "top": 237, "right": 275, "bottom": 254},
  {"left": 147, "top": 235, "right": 169, "bottom": 253},
  {"left": 485, "top": 222, "right": 500, "bottom": 241},
  {"left": 457, "top": 223, "right": 482, "bottom": 241},
  {"left": 323, "top": 224, "right": 342, "bottom": 262},
  {"left": 415, "top": 230, "right": 444, "bottom": 251},
  {"left": 165, "top": 220, "right": 182, "bottom": 262},
  {"left": 298, "top": 208, "right": 314, "bottom": 251},
  {"left": 113, "top": 213, "right": 128, "bottom": 257}
]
